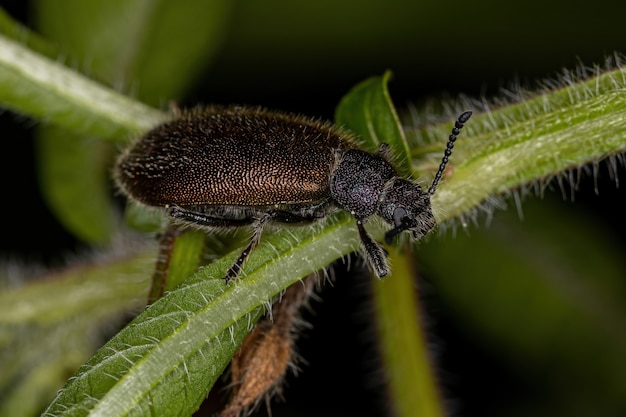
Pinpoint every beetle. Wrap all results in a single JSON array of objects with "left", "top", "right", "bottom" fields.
[{"left": 115, "top": 106, "right": 471, "bottom": 280}]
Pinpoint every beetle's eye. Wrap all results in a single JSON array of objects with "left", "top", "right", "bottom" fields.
[{"left": 393, "top": 207, "right": 407, "bottom": 226}]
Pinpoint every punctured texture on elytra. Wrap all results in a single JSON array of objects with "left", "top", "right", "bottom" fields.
[{"left": 116, "top": 106, "right": 356, "bottom": 208}]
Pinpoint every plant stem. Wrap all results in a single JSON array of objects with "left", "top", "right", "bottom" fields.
[{"left": 0, "top": 35, "right": 163, "bottom": 141}]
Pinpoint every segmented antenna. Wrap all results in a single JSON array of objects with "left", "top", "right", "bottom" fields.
[{"left": 428, "top": 111, "right": 472, "bottom": 195}]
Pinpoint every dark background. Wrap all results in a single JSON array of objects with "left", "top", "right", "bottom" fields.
[{"left": 1, "top": 1, "right": 625, "bottom": 416}]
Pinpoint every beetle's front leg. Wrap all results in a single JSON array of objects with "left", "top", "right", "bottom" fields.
[{"left": 356, "top": 219, "right": 389, "bottom": 278}]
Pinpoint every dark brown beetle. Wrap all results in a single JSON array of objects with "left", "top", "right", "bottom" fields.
[{"left": 115, "top": 106, "right": 471, "bottom": 279}]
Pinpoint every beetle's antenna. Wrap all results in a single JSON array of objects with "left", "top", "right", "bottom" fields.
[{"left": 428, "top": 111, "right": 472, "bottom": 196}]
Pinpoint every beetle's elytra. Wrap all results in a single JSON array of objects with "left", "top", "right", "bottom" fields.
[{"left": 115, "top": 105, "right": 471, "bottom": 279}]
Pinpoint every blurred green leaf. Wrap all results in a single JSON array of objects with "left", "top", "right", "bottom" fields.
[
  {"left": 148, "top": 228, "right": 205, "bottom": 303},
  {"left": 0, "top": 322, "right": 94, "bottom": 417},
  {"left": 36, "top": 127, "right": 116, "bottom": 244},
  {"left": 0, "top": 248, "right": 155, "bottom": 417},
  {"left": 419, "top": 198, "right": 626, "bottom": 416},
  {"left": 373, "top": 249, "right": 446, "bottom": 417},
  {"left": 31, "top": 0, "right": 233, "bottom": 243},
  {"left": 0, "top": 7, "right": 56, "bottom": 57},
  {"left": 162, "top": 229, "right": 205, "bottom": 292},
  {"left": 33, "top": 0, "right": 233, "bottom": 106},
  {"left": 0, "top": 250, "right": 154, "bottom": 326},
  {"left": 122, "top": 203, "right": 164, "bottom": 234}
]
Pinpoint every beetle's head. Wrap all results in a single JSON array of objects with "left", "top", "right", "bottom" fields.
[{"left": 378, "top": 178, "right": 436, "bottom": 244}]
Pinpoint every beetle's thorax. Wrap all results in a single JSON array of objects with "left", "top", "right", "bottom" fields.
[{"left": 330, "top": 149, "right": 396, "bottom": 218}]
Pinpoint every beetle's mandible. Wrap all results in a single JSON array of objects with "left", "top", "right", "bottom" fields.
[{"left": 115, "top": 106, "right": 472, "bottom": 280}]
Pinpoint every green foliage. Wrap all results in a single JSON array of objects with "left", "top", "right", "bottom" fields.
[
  {"left": 31, "top": 0, "right": 232, "bottom": 244},
  {"left": 335, "top": 70, "right": 411, "bottom": 174},
  {"left": 1, "top": 2, "right": 626, "bottom": 417},
  {"left": 420, "top": 198, "right": 626, "bottom": 415}
]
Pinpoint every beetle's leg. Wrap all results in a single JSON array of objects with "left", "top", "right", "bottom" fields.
[
  {"left": 225, "top": 239, "right": 254, "bottom": 281},
  {"left": 266, "top": 199, "right": 332, "bottom": 223},
  {"left": 267, "top": 210, "right": 318, "bottom": 223},
  {"left": 225, "top": 209, "right": 317, "bottom": 280},
  {"left": 356, "top": 220, "right": 390, "bottom": 278},
  {"left": 225, "top": 213, "right": 271, "bottom": 281},
  {"left": 225, "top": 208, "right": 327, "bottom": 281},
  {"left": 170, "top": 206, "right": 254, "bottom": 228},
  {"left": 169, "top": 207, "right": 264, "bottom": 281}
]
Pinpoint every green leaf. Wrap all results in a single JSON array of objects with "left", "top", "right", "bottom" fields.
[
  {"left": 42, "top": 216, "right": 362, "bottom": 417},
  {"left": 335, "top": 70, "right": 411, "bottom": 175},
  {"left": 0, "top": 249, "right": 155, "bottom": 417},
  {"left": 148, "top": 228, "right": 206, "bottom": 303},
  {"left": 36, "top": 127, "right": 116, "bottom": 244},
  {"left": 121, "top": 203, "right": 165, "bottom": 234},
  {"left": 162, "top": 230, "right": 205, "bottom": 292},
  {"left": 0, "top": 354, "right": 85, "bottom": 417},
  {"left": 0, "top": 250, "right": 154, "bottom": 326},
  {"left": 373, "top": 249, "right": 446, "bottom": 417}
]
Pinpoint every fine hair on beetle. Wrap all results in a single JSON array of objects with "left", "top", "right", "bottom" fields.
[{"left": 115, "top": 105, "right": 472, "bottom": 280}]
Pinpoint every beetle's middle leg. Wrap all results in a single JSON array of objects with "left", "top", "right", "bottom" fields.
[
  {"left": 170, "top": 206, "right": 325, "bottom": 282},
  {"left": 168, "top": 206, "right": 257, "bottom": 281},
  {"left": 169, "top": 206, "right": 255, "bottom": 228},
  {"left": 266, "top": 210, "right": 318, "bottom": 224},
  {"left": 268, "top": 199, "right": 333, "bottom": 223},
  {"left": 224, "top": 213, "right": 275, "bottom": 281},
  {"left": 225, "top": 208, "right": 326, "bottom": 280},
  {"left": 224, "top": 207, "right": 331, "bottom": 281}
]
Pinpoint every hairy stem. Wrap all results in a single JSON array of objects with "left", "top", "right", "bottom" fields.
[{"left": 0, "top": 35, "right": 163, "bottom": 141}]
